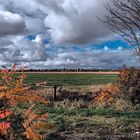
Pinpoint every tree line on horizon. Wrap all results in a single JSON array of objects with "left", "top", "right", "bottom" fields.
[{"left": 14, "top": 68, "right": 118, "bottom": 72}]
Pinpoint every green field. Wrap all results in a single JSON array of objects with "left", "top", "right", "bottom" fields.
[
  {"left": 24, "top": 73, "right": 118, "bottom": 86},
  {"left": 22, "top": 73, "right": 140, "bottom": 139}
]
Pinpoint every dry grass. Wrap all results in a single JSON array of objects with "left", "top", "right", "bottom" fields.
[
  {"left": 44, "top": 83, "right": 140, "bottom": 140},
  {"left": 44, "top": 84, "right": 108, "bottom": 96},
  {"left": 43, "top": 83, "right": 134, "bottom": 112}
]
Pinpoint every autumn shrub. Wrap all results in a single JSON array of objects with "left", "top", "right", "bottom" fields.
[
  {"left": 119, "top": 65, "right": 140, "bottom": 105},
  {"left": 95, "top": 65, "right": 140, "bottom": 107},
  {"left": 95, "top": 83, "right": 120, "bottom": 107},
  {"left": 0, "top": 65, "right": 51, "bottom": 139}
]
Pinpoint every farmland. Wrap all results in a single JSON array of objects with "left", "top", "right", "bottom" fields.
[
  {"left": 23, "top": 72, "right": 119, "bottom": 86},
  {"left": 19, "top": 72, "right": 140, "bottom": 140},
  {"left": 2, "top": 69, "right": 140, "bottom": 139},
  {"left": 12, "top": 71, "right": 140, "bottom": 140}
]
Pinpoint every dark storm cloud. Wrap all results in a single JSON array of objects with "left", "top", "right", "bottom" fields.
[
  {"left": 0, "top": 11, "right": 28, "bottom": 36},
  {"left": 39, "top": 0, "right": 112, "bottom": 45},
  {"left": 0, "top": 0, "right": 46, "bottom": 35},
  {"left": 0, "top": 0, "right": 111, "bottom": 44},
  {"left": 0, "top": 38, "right": 13, "bottom": 46}
]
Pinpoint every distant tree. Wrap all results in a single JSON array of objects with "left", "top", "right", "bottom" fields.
[{"left": 105, "top": 0, "right": 140, "bottom": 57}]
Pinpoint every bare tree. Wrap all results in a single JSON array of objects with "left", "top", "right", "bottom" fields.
[{"left": 105, "top": 0, "right": 140, "bottom": 56}]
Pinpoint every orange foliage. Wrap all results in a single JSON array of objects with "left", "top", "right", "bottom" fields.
[
  {"left": 119, "top": 64, "right": 128, "bottom": 82},
  {"left": 0, "top": 65, "right": 50, "bottom": 139},
  {"left": 0, "top": 110, "right": 12, "bottom": 119},
  {"left": 0, "top": 122, "right": 10, "bottom": 135},
  {"left": 96, "top": 90, "right": 113, "bottom": 104},
  {"left": 107, "top": 83, "right": 120, "bottom": 95},
  {"left": 96, "top": 84, "right": 120, "bottom": 105}
]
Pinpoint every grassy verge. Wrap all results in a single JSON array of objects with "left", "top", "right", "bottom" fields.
[{"left": 44, "top": 106, "right": 140, "bottom": 139}]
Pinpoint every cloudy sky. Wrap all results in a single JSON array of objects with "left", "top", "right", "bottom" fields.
[{"left": 0, "top": 0, "right": 139, "bottom": 69}]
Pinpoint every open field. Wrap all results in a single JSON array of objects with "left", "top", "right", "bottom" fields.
[
  {"left": 11, "top": 71, "right": 140, "bottom": 139},
  {"left": 23, "top": 71, "right": 119, "bottom": 74},
  {"left": 23, "top": 73, "right": 119, "bottom": 86},
  {"left": 42, "top": 86, "right": 140, "bottom": 140}
]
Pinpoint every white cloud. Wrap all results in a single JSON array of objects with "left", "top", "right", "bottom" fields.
[
  {"left": 40, "top": 0, "right": 112, "bottom": 45},
  {"left": 0, "top": 11, "right": 28, "bottom": 36},
  {"left": 0, "top": 35, "right": 47, "bottom": 63},
  {"left": 24, "top": 17, "right": 46, "bottom": 34},
  {"left": 104, "top": 46, "right": 109, "bottom": 51},
  {"left": 117, "top": 46, "right": 123, "bottom": 50},
  {"left": 28, "top": 47, "right": 139, "bottom": 69}
]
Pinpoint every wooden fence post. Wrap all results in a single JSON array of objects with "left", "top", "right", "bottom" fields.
[{"left": 54, "top": 85, "right": 57, "bottom": 100}]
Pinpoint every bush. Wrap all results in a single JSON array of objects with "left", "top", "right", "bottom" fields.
[
  {"left": 95, "top": 83, "right": 120, "bottom": 107},
  {"left": 119, "top": 66, "right": 140, "bottom": 104},
  {"left": 0, "top": 65, "right": 51, "bottom": 139}
]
